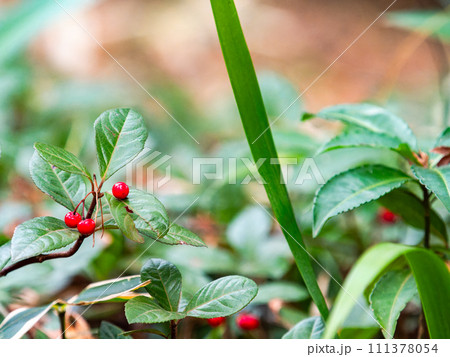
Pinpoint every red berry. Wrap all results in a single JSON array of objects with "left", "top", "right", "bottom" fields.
[
  {"left": 379, "top": 208, "right": 397, "bottom": 224},
  {"left": 236, "top": 313, "right": 259, "bottom": 330},
  {"left": 207, "top": 317, "right": 226, "bottom": 328},
  {"left": 77, "top": 219, "right": 96, "bottom": 235},
  {"left": 112, "top": 182, "right": 129, "bottom": 200},
  {"left": 64, "top": 212, "right": 82, "bottom": 228}
]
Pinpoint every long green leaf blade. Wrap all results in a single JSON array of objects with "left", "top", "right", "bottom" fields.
[{"left": 210, "top": 0, "right": 329, "bottom": 319}]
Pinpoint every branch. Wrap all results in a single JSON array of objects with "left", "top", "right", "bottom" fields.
[{"left": 0, "top": 192, "right": 98, "bottom": 278}]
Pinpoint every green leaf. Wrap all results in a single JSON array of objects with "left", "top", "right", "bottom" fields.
[
  {"left": 369, "top": 270, "right": 418, "bottom": 339},
  {"left": 379, "top": 189, "right": 448, "bottom": 243},
  {"left": 125, "top": 296, "right": 185, "bottom": 324},
  {"left": 99, "top": 321, "right": 131, "bottom": 339},
  {"left": 29, "top": 151, "right": 86, "bottom": 211},
  {"left": 164, "top": 224, "right": 206, "bottom": 247},
  {"left": 34, "top": 142, "right": 91, "bottom": 179},
  {"left": 323, "top": 243, "right": 450, "bottom": 339},
  {"left": 105, "top": 189, "right": 169, "bottom": 244},
  {"left": 0, "top": 302, "right": 55, "bottom": 339},
  {"left": 412, "top": 165, "right": 450, "bottom": 211},
  {"left": 0, "top": 241, "right": 11, "bottom": 270},
  {"left": 435, "top": 127, "right": 450, "bottom": 148},
  {"left": 140, "top": 259, "right": 182, "bottom": 312},
  {"left": 282, "top": 316, "right": 325, "bottom": 339},
  {"left": 313, "top": 165, "right": 412, "bottom": 236},
  {"left": 316, "top": 103, "right": 418, "bottom": 150},
  {"left": 253, "top": 282, "right": 309, "bottom": 304},
  {"left": 94, "top": 108, "right": 147, "bottom": 181},
  {"left": 11, "top": 217, "right": 80, "bottom": 262},
  {"left": 184, "top": 275, "right": 257, "bottom": 318},
  {"left": 210, "top": 0, "right": 329, "bottom": 320},
  {"left": 69, "top": 275, "right": 151, "bottom": 305}
]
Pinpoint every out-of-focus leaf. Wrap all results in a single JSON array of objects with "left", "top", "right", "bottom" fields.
[
  {"left": 324, "top": 243, "right": 450, "bottom": 339},
  {"left": 184, "top": 276, "right": 257, "bottom": 318},
  {"left": 370, "top": 270, "right": 418, "bottom": 339},
  {"left": 125, "top": 296, "right": 185, "bottom": 324},
  {"left": 69, "top": 275, "right": 150, "bottom": 305},
  {"left": 140, "top": 259, "right": 182, "bottom": 312},
  {"left": 34, "top": 142, "right": 91, "bottom": 179},
  {"left": 282, "top": 316, "right": 325, "bottom": 339},
  {"left": 379, "top": 189, "right": 448, "bottom": 243},
  {"left": 253, "top": 282, "right": 309, "bottom": 304},
  {"left": 0, "top": 302, "right": 55, "bottom": 339},
  {"left": 412, "top": 165, "right": 450, "bottom": 211},
  {"left": 435, "top": 127, "right": 450, "bottom": 148},
  {"left": 313, "top": 165, "right": 412, "bottom": 236},
  {"left": 99, "top": 321, "right": 131, "bottom": 339},
  {"left": 11, "top": 217, "right": 80, "bottom": 262},
  {"left": 29, "top": 151, "right": 86, "bottom": 211},
  {"left": 94, "top": 108, "right": 147, "bottom": 181}
]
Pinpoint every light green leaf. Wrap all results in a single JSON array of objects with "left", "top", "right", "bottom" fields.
[
  {"left": 29, "top": 151, "right": 86, "bottom": 211},
  {"left": 185, "top": 275, "right": 258, "bottom": 318},
  {"left": 253, "top": 282, "right": 309, "bottom": 304},
  {"left": 323, "top": 243, "right": 450, "bottom": 339},
  {"left": 379, "top": 189, "right": 448, "bottom": 243},
  {"left": 105, "top": 189, "right": 169, "bottom": 244},
  {"left": 282, "top": 316, "right": 325, "bottom": 339},
  {"left": 125, "top": 296, "right": 185, "bottom": 324},
  {"left": 11, "top": 217, "right": 80, "bottom": 262},
  {"left": 370, "top": 270, "right": 418, "bottom": 339},
  {"left": 434, "top": 127, "right": 450, "bottom": 148},
  {"left": 164, "top": 224, "right": 206, "bottom": 247},
  {"left": 34, "top": 142, "right": 91, "bottom": 179},
  {"left": 313, "top": 165, "right": 412, "bottom": 236},
  {"left": 0, "top": 241, "right": 11, "bottom": 270},
  {"left": 315, "top": 103, "right": 418, "bottom": 150},
  {"left": 140, "top": 259, "right": 182, "bottom": 312},
  {"left": 99, "top": 321, "right": 131, "bottom": 339},
  {"left": 69, "top": 275, "right": 151, "bottom": 305},
  {"left": 94, "top": 108, "right": 147, "bottom": 181},
  {"left": 0, "top": 302, "right": 55, "bottom": 339},
  {"left": 412, "top": 165, "right": 450, "bottom": 211}
]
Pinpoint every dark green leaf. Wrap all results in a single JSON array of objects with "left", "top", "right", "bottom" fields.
[
  {"left": 370, "top": 270, "right": 418, "bottom": 339},
  {"left": 379, "top": 189, "right": 448, "bottom": 243},
  {"left": 412, "top": 165, "right": 450, "bottom": 211},
  {"left": 184, "top": 275, "right": 257, "bottom": 318},
  {"left": 94, "top": 108, "right": 147, "bottom": 181},
  {"left": 282, "top": 316, "right": 325, "bottom": 339},
  {"left": 253, "top": 282, "right": 309, "bottom": 304},
  {"left": 140, "top": 259, "right": 182, "bottom": 312},
  {"left": 11, "top": 217, "right": 80, "bottom": 262},
  {"left": 29, "top": 151, "right": 86, "bottom": 211},
  {"left": 69, "top": 275, "right": 151, "bottom": 305},
  {"left": 0, "top": 302, "right": 55, "bottom": 339},
  {"left": 99, "top": 321, "right": 131, "bottom": 339},
  {"left": 323, "top": 243, "right": 450, "bottom": 339},
  {"left": 125, "top": 296, "right": 185, "bottom": 324},
  {"left": 313, "top": 165, "right": 412, "bottom": 236},
  {"left": 210, "top": 0, "right": 329, "bottom": 319},
  {"left": 316, "top": 103, "right": 418, "bottom": 150},
  {"left": 34, "top": 142, "right": 91, "bottom": 179}
]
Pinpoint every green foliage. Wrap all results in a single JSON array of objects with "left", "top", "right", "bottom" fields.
[
  {"left": 369, "top": 270, "right": 418, "bottom": 339},
  {"left": 412, "top": 165, "right": 450, "bottom": 211},
  {"left": 313, "top": 165, "right": 412, "bottom": 236},
  {"left": 125, "top": 296, "right": 186, "bottom": 324},
  {"left": 253, "top": 282, "right": 309, "bottom": 304},
  {"left": 282, "top": 316, "right": 325, "bottom": 339},
  {"left": 99, "top": 321, "right": 131, "bottom": 339},
  {"left": 0, "top": 242, "right": 11, "bottom": 270}
]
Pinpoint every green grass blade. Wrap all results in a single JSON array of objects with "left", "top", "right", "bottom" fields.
[{"left": 210, "top": 0, "right": 328, "bottom": 319}]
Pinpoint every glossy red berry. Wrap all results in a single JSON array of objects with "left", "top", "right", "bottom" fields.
[
  {"left": 379, "top": 208, "right": 397, "bottom": 224},
  {"left": 77, "top": 219, "right": 96, "bottom": 235},
  {"left": 64, "top": 212, "right": 82, "bottom": 228},
  {"left": 112, "top": 182, "right": 129, "bottom": 200},
  {"left": 236, "top": 313, "right": 260, "bottom": 330},
  {"left": 207, "top": 317, "right": 226, "bottom": 328}
]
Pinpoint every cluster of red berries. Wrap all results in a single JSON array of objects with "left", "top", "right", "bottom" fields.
[
  {"left": 64, "top": 182, "right": 129, "bottom": 235},
  {"left": 206, "top": 312, "right": 260, "bottom": 331},
  {"left": 378, "top": 208, "right": 397, "bottom": 224}
]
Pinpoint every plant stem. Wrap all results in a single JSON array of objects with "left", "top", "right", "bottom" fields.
[
  {"left": 0, "top": 185, "right": 99, "bottom": 278},
  {"left": 170, "top": 320, "right": 178, "bottom": 339},
  {"left": 421, "top": 185, "right": 431, "bottom": 249},
  {"left": 58, "top": 309, "right": 66, "bottom": 339}
]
